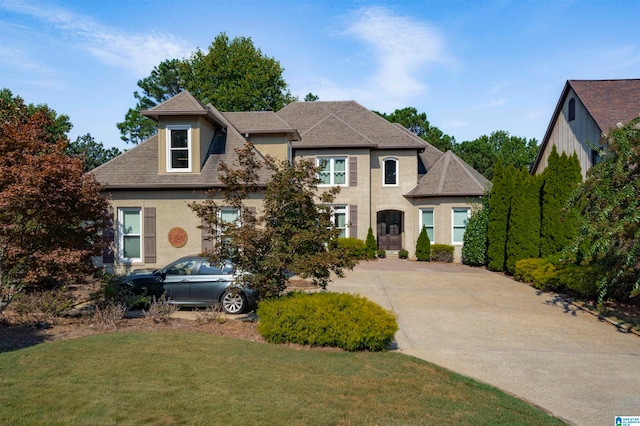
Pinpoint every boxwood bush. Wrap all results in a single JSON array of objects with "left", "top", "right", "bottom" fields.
[
  {"left": 430, "top": 244, "right": 454, "bottom": 263},
  {"left": 398, "top": 249, "right": 409, "bottom": 259},
  {"left": 335, "top": 237, "right": 367, "bottom": 260},
  {"left": 257, "top": 292, "right": 398, "bottom": 351}
]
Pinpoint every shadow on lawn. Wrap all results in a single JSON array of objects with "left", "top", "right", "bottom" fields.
[{"left": 0, "top": 323, "right": 55, "bottom": 353}]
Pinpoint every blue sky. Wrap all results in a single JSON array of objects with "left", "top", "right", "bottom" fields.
[{"left": 1, "top": 0, "right": 638, "bottom": 151}]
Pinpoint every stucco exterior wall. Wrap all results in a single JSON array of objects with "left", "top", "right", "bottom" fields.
[
  {"left": 107, "top": 189, "right": 263, "bottom": 274},
  {"left": 294, "top": 148, "right": 372, "bottom": 241},
  {"left": 252, "top": 134, "right": 291, "bottom": 162},
  {"left": 409, "top": 196, "right": 482, "bottom": 262}
]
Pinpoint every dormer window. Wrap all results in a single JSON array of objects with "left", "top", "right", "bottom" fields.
[
  {"left": 568, "top": 98, "right": 576, "bottom": 122},
  {"left": 167, "top": 125, "right": 192, "bottom": 172},
  {"left": 383, "top": 158, "right": 398, "bottom": 186}
]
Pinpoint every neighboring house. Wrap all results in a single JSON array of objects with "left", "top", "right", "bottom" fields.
[
  {"left": 531, "top": 79, "right": 640, "bottom": 178},
  {"left": 92, "top": 91, "right": 489, "bottom": 272}
]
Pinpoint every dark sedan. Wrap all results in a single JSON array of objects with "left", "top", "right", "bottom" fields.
[{"left": 115, "top": 256, "right": 257, "bottom": 314}]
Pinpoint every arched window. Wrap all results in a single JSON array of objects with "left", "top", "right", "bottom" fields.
[
  {"left": 568, "top": 98, "right": 576, "bottom": 122},
  {"left": 383, "top": 158, "right": 398, "bottom": 186}
]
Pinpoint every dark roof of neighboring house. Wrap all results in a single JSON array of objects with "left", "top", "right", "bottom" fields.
[
  {"left": 278, "top": 101, "right": 428, "bottom": 149},
  {"left": 569, "top": 79, "right": 640, "bottom": 134},
  {"left": 532, "top": 79, "right": 640, "bottom": 173},
  {"left": 406, "top": 151, "right": 490, "bottom": 197}
]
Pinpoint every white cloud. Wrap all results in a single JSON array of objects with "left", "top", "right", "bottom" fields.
[
  {"left": 1, "top": 1, "right": 192, "bottom": 76},
  {"left": 333, "top": 6, "right": 452, "bottom": 110},
  {"left": 480, "top": 97, "right": 507, "bottom": 108}
]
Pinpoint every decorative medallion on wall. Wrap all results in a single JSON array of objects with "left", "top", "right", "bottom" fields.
[{"left": 168, "top": 227, "right": 188, "bottom": 248}]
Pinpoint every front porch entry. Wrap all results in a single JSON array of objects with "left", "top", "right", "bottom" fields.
[{"left": 376, "top": 210, "right": 403, "bottom": 251}]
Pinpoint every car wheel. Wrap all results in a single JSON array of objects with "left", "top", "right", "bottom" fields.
[
  {"left": 115, "top": 288, "right": 135, "bottom": 308},
  {"left": 221, "top": 290, "right": 245, "bottom": 314}
]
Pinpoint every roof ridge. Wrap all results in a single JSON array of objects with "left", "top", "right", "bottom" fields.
[
  {"left": 330, "top": 112, "right": 377, "bottom": 145},
  {"left": 446, "top": 150, "right": 486, "bottom": 191},
  {"left": 436, "top": 151, "right": 451, "bottom": 193}
]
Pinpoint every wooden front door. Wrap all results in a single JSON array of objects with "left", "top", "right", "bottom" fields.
[{"left": 376, "top": 211, "right": 402, "bottom": 250}]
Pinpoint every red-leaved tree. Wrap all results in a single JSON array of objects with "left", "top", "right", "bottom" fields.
[{"left": 0, "top": 103, "right": 109, "bottom": 314}]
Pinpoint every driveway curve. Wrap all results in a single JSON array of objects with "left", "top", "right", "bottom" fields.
[{"left": 329, "top": 258, "right": 640, "bottom": 426}]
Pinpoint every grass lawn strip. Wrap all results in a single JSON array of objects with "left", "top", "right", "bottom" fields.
[{"left": 0, "top": 331, "right": 565, "bottom": 425}]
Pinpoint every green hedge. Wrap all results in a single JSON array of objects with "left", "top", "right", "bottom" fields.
[
  {"left": 514, "top": 256, "right": 603, "bottom": 300},
  {"left": 431, "top": 244, "right": 454, "bottom": 263},
  {"left": 398, "top": 249, "right": 409, "bottom": 259},
  {"left": 335, "top": 238, "right": 367, "bottom": 260},
  {"left": 257, "top": 292, "right": 398, "bottom": 351}
]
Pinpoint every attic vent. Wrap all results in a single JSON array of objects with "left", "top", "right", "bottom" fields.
[{"left": 568, "top": 98, "right": 576, "bottom": 122}]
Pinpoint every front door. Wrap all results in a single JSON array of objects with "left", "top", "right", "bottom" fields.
[{"left": 377, "top": 210, "right": 403, "bottom": 250}]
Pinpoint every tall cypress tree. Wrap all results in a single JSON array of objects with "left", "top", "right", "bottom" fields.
[
  {"left": 506, "top": 169, "right": 541, "bottom": 274},
  {"left": 540, "top": 147, "right": 581, "bottom": 256},
  {"left": 487, "top": 159, "right": 514, "bottom": 271}
]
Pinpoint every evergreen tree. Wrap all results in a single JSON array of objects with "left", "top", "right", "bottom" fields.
[
  {"left": 540, "top": 147, "right": 581, "bottom": 256},
  {"left": 487, "top": 159, "right": 514, "bottom": 271},
  {"left": 365, "top": 227, "right": 377, "bottom": 260},
  {"left": 415, "top": 225, "right": 431, "bottom": 261},
  {"left": 462, "top": 196, "right": 489, "bottom": 266},
  {"left": 506, "top": 170, "right": 541, "bottom": 273}
]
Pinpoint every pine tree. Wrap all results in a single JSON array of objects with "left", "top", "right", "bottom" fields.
[{"left": 415, "top": 225, "right": 431, "bottom": 261}]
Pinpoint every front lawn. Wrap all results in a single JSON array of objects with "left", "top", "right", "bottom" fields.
[{"left": 0, "top": 332, "right": 564, "bottom": 425}]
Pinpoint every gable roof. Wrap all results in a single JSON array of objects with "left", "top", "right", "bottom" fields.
[
  {"left": 141, "top": 90, "right": 225, "bottom": 127},
  {"left": 405, "top": 150, "right": 489, "bottom": 198},
  {"left": 532, "top": 79, "right": 640, "bottom": 173},
  {"left": 278, "top": 101, "right": 428, "bottom": 150}
]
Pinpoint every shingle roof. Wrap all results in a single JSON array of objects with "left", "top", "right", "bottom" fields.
[
  {"left": 222, "top": 111, "right": 300, "bottom": 140},
  {"left": 91, "top": 98, "right": 271, "bottom": 189},
  {"left": 532, "top": 79, "right": 640, "bottom": 174},
  {"left": 278, "top": 101, "right": 428, "bottom": 149},
  {"left": 569, "top": 79, "right": 640, "bottom": 134},
  {"left": 405, "top": 151, "right": 490, "bottom": 197},
  {"left": 141, "top": 90, "right": 224, "bottom": 126}
]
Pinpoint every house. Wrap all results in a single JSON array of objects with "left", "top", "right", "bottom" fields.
[
  {"left": 91, "top": 91, "right": 489, "bottom": 272},
  {"left": 531, "top": 79, "right": 640, "bottom": 178}
]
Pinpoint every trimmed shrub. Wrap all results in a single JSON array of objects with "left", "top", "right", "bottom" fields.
[
  {"left": 365, "top": 227, "right": 377, "bottom": 260},
  {"left": 514, "top": 258, "right": 558, "bottom": 290},
  {"left": 398, "top": 249, "right": 409, "bottom": 259},
  {"left": 377, "top": 249, "right": 386, "bottom": 259},
  {"left": 462, "top": 201, "right": 489, "bottom": 266},
  {"left": 257, "top": 292, "right": 398, "bottom": 351},
  {"left": 336, "top": 237, "right": 367, "bottom": 260},
  {"left": 415, "top": 225, "right": 431, "bottom": 261},
  {"left": 551, "top": 265, "right": 602, "bottom": 300},
  {"left": 430, "top": 244, "right": 454, "bottom": 263}
]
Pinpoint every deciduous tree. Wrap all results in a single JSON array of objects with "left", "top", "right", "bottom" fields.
[
  {"left": 190, "top": 143, "right": 354, "bottom": 299},
  {"left": 569, "top": 118, "right": 640, "bottom": 302},
  {"left": 0, "top": 107, "right": 109, "bottom": 315}
]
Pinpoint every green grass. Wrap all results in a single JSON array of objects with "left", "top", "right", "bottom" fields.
[{"left": 0, "top": 332, "right": 564, "bottom": 425}]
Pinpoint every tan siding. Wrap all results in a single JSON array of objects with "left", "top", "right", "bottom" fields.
[
  {"left": 198, "top": 117, "right": 216, "bottom": 169},
  {"left": 252, "top": 134, "right": 290, "bottom": 161},
  {"left": 535, "top": 88, "right": 604, "bottom": 179}
]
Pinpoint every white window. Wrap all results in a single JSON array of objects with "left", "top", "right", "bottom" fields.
[
  {"left": 419, "top": 209, "right": 434, "bottom": 242},
  {"left": 332, "top": 205, "right": 348, "bottom": 238},
  {"left": 118, "top": 208, "right": 141, "bottom": 262},
  {"left": 219, "top": 208, "right": 240, "bottom": 224},
  {"left": 317, "top": 157, "right": 347, "bottom": 186},
  {"left": 166, "top": 125, "right": 192, "bottom": 172},
  {"left": 383, "top": 158, "right": 398, "bottom": 186},
  {"left": 452, "top": 208, "right": 470, "bottom": 244}
]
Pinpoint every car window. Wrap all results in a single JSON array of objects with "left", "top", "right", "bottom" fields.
[
  {"left": 198, "top": 260, "right": 234, "bottom": 275},
  {"left": 166, "top": 260, "right": 196, "bottom": 276}
]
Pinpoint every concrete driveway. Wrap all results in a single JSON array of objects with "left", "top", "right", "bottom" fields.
[{"left": 328, "top": 258, "right": 640, "bottom": 426}]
